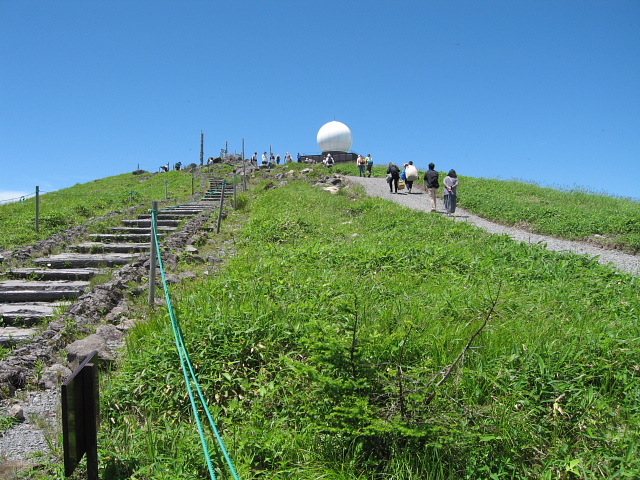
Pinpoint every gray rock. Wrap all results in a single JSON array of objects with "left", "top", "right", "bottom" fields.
[
  {"left": 42, "top": 364, "right": 72, "bottom": 390},
  {"left": 10, "top": 404, "right": 24, "bottom": 421},
  {"left": 65, "top": 334, "right": 113, "bottom": 369}
]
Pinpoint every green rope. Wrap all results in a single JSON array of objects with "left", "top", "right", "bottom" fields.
[{"left": 152, "top": 207, "right": 240, "bottom": 480}]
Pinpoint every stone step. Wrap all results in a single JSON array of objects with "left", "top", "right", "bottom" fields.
[
  {"left": 87, "top": 233, "right": 160, "bottom": 243},
  {"left": 0, "top": 326, "right": 39, "bottom": 346},
  {"left": 7, "top": 268, "right": 102, "bottom": 281},
  {"left": 137, "top": 211, "right": 204, "bottom": 219},
  {"left": 0, "top": 302, "right": 62, "bottom": 325},
  {"left": 33, "top": 253, "right": 138, "bottom": 268},
  {"left": 122, "top": 219, "right": 181, "bottom": 228},
  {"left": 0, "top": 280, "right": 90, "bottom": 302},
  {"left": 109, "top": 226, "right": 176, "bottom": 234},
  {"left": 69, "top": 242, "right": 150, "bottom": 253}
]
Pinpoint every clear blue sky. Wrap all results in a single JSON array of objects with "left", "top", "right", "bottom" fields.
[{"left": 1, "top": 0, "right": 639, "bottom": 202}]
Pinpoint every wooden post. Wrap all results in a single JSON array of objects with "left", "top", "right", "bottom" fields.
[
  {"left": 216, "top": 182, "right": 226, "bottom": 234},
  {"left": 165, "top": 180, "right": 168, "bottom": 199},
  {"left": 148, "top": 201, "right": 158, "bottom": 307},
  {"left": 62, "top": 350, "right": 99, "bottom": 480},
  {"left": 35, "top": 186, "right": 40, "bottom": 233}
]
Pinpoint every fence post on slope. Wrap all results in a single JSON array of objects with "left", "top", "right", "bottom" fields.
[
  {"left": 35, "top": 186, "right": 40, "bottom": 233},
  {"left": 216, "top": 182, "right": 226, "bottom": 234},
  {"left": 233, "top": 176, "right": 237, "bottom": 209},
  {"left": 148, "top": 201, "right": 158, "bottom": 307}
]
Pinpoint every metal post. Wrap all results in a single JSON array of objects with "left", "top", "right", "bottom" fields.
[
  {"left": 149, "top": 201, "right": 158, "bottom": 307},
  {"left": 242, "top": 138, "right": 246, "bottom": 191},
  {"left": 200, "top": 131, "right": 204, "bottom": 166},
  {"left": 165, "top": 180, "right": 168, "bottom": 199},
  {"left": 216, "top": 182, "right": 226, "bottom": 234},
  {"left": 191, "top": 172, "right": 195, "bottom": 196},
  {"left": 35, "top": 186, "right": 40, "bottom": 233},
  {"left": 233, "top": 176, "right": 237, "bottom": 209}
]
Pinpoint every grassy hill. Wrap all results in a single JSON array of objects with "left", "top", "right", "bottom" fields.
[{"left": 2, "top": 164, "right": 639, "bottom": 479}]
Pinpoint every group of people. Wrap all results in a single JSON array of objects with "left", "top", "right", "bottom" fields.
[
  {"left": 356, "top": 154, "right": 374, "bottom": 177},
  {"left": 251, "top": 151, "right": 296, "bottom": 168},
  {"left": 159, "top": 162, "right": 181, "bottom": 172},
  {"left": 386, "top": 162, "right": 459, "bottom": 215}
]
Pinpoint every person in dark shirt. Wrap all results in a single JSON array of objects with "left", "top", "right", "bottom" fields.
[
  {"left": 424, "top": 163, "right": 439, "bottom": 211},
  {"left": 387, "top": 162, "right": 400, "bottom": 193}
]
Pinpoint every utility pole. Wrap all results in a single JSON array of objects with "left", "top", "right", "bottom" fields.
[{"left": 200, "top": 131, "right": 204, "bottom": 166}]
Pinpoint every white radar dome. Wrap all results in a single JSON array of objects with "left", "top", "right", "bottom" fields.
[{"left": 317, "top": 121, "right": 353, "bottom": 152}]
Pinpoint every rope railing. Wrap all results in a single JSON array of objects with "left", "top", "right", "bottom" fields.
[
  {"left": 0, "top": 192, "right": 36, "bottom": 205},
  {"left": 150, "top": 192, "right": 240, "bottom": 479}
]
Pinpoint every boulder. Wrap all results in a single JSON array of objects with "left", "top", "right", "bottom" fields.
[{"left": 65, "top": 334, "right": 114, "bottom": 370}]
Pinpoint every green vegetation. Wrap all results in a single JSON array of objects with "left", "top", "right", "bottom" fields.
[
  {"left": 0, "top": 169, "right": 209, "bottom": 250},
  {"left": 335, "top": 162, "right": 640, "bottom": 253},
  {"left": 461, "top": 177, "right": 640, "bottom": 254},
  {"left": 3, "top": 165, "right": 639, "bottom": 478},
  {"left": 0, "top": 414, "right": 19, "bottom": 435},
  {"left": 94, "top": 179, "right": 639, "bottom": 479}
]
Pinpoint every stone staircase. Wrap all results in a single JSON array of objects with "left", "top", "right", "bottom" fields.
[
  {"left": 201, "top": 176, "right": 237, "bottom": 203},
  {"left": 0, "top": 199, "right": 220, "bottom": 345}
]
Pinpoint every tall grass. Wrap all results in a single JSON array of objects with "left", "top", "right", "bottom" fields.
[{"left": 97, "top": 178, "right": 640, "bottom": 479}]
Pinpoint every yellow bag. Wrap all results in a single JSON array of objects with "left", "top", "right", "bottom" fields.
[{"left": 398, "top": 179, "right": 406, "bottom": 190}]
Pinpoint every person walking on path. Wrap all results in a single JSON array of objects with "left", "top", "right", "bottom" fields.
[
  {"left": 387, "top": 162, "right": 400, "bottom": 193},
  {"left": 443, "top": 169, "right": 459, "bottom": 215},
  {"left": 365, "top": 154, "right": 373, "bottom": 177},
  {"left": 424, "top": 163, "right": 439, "bottom": 211},
  {"left": 404, "top": 161, "right": 419, "bottom": 193},
  {"left": 357, "top": 155, "right": 366, "bottom": 176}
]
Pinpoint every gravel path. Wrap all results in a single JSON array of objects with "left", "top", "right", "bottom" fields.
[
  {"left": 347, "top": 175, "right": 640, "bottom": 276},
  {"left": 0, "top": 389, "right": 59, "bottom": 467}
]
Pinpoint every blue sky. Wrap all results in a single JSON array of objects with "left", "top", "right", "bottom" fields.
[{"left": 1, "top": 0, "right": 639, "bottom": 202}]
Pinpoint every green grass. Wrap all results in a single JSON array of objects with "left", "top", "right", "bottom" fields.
[
  {"left": 3, "top": 165, "right": 638, "bottom": 479},
  {"left": 333, "top": 163, "right": 640, "bottom": 253},
  {"left": 0, "top": 169, "right": 207, "bottom": 250},
  {"left": 460, "top": 177, "right": 640, "bottom": 253},
  {"left": 94, "top": 177, "right": 639, "bottom": 479}
]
